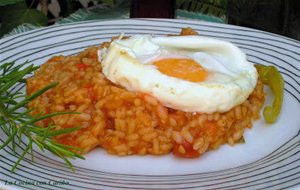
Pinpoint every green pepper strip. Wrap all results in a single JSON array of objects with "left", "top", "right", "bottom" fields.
[{"left": 256, "top": 65, "right": 284, "bottom": 123}]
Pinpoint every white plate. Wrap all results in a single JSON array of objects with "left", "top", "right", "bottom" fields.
[{"left": 1, "top": 19, "right": 300, "bottom": 190}]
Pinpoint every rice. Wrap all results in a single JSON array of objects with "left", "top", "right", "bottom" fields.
[{"left": 26, "top": 28, "right": 265, "bottom": 158}]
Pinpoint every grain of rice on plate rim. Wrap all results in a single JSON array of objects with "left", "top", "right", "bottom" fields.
[{"left": 26, "top": 28, "right": 265, "bottom": 158}]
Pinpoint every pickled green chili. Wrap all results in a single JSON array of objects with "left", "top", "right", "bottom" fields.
[{"left": 256, "top": 65, "right": 284, "bottom": 123}]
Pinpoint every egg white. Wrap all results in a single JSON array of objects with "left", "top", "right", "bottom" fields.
[{"left": 100, "top": 35, "right": 258, "bottom": 113}]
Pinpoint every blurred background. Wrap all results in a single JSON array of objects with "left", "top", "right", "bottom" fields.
[{"left": 0, "top": 0, "right": 299, "bottom": 40}]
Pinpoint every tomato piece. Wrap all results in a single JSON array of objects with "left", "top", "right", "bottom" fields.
[
  {"left": 182, "top": 139, "right": 192, "bottom": 150},
  {"left": 76, "top": 63, "right": 89, "bottom": 70},
  {"left": 85, "top": 84, "right": 97, "bottom": 101},
  {"left": 173, "top": 140, "right": 200, "bottom": 158}
]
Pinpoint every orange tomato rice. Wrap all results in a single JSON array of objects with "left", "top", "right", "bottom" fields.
[{"left": 26, "top": 28, "right": 265, "bottom": 158}]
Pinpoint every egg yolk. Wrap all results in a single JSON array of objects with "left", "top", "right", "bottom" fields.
[{"left": 153, "top": 58, "right": 208, "bottom": 82}]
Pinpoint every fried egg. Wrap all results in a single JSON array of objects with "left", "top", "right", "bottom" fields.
[{"left": 100, "top": 35, "right": 258, "bottom": 113}]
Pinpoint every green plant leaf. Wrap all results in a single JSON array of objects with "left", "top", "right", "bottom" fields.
[
  {"left": 176, "top": 0, "right": 226, "bottom": 18},
  {"left": 0, "top": 2, "right": 47, "bottom": 37},
  {"left": 0, "top": 0, "right": 23, "bottom": 6}
]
